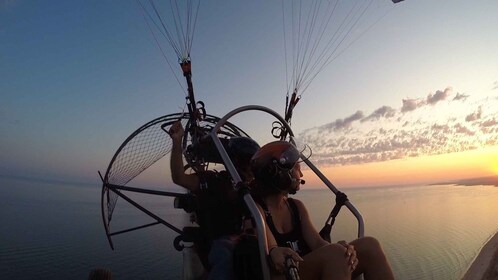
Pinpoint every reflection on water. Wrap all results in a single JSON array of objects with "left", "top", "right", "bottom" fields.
[
  {"left": 1, "top": 177, "right": 498, "bottom": 279},
  {"left": 0, "top": 177, "right": 188, "bottom": 279}
]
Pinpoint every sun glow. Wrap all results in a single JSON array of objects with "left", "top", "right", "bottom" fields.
[
  {"left": 301, "top": 146, "right": 498, "bottom": 188},
  {"left": 493, "top": 161, "right": 498, "bottom": 175}
]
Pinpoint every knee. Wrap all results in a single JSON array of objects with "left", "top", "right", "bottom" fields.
[
  {"left": 321, "top": 242, "right": 345, "bottom": 252},
  {"left": 317, "top": 243, "right": 349, "bottom": 263},
  {"left": 320, "top": 244, "right": 350, "bottom": 274},
  {"left": 361, "top": 236, "right": 382, "bottom": 249},
  {"left": 354, "top": 236, "right": 385, "bottom": 258}
]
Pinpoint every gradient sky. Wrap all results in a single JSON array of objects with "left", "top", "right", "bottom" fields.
[{"left": 1, "top": 0, "right": 497, "bottom": 188}]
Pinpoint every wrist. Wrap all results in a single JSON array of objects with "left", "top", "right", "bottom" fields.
[
  {"left": 268, "top": 246, "right": 278, "bottom": 266},
  {"left": 269, "top": 246, "right": 278, "bottom": 255}
]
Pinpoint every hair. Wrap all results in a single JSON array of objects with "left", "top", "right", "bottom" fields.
[{"left": 250, "top": 178, "right": 277, "bottom": 197}]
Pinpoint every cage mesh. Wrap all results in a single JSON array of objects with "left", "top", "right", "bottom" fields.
[{"left": 102, "top": 114, "right": 248, "bottom": 226}]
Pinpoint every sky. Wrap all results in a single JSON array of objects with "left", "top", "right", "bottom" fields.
[{"left": 1, "top": 0, "right": 497, "bottom": 188}]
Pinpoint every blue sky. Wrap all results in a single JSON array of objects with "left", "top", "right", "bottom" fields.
[{"left": 1, "top": 0, "right": 497, "bottom": 186}]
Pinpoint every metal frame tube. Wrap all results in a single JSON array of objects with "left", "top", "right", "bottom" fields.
[
  {"left": 209, "top": 105, "right": 365, "bottom": 280},
  {"left": 210, "top": 105, "right": 288, "bottom": 280},
  {"left": 302, "top": 157, "right": 365, "bottom": 238},
  {"left": 107, "top": 184, "right": 187, "bottom": 198},
  {"left": 109, "top": 188, "right": 183, "bottom": 235}
]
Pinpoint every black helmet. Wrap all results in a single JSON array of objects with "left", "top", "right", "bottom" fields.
[
  {"left": 227, "top": 137, "right": 260, "bottom": 166},
  {"left": 251, "top": 141, "right": 301, "bottom": 194}
]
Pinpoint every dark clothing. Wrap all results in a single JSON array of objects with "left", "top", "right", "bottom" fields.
[
  {"left": 257, "top": 197, "right": 311, "bottom": 256},
  {"left": 194, "top": 170, "right": 243, "bottom": 240}
]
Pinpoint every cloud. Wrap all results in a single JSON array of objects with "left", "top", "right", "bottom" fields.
[
  {"left": 493, "top": 81, "right": 498, "bottom": 90},
  {"left": 401, "top": 87, "right": 454, "bottom": 113},
  {"left": 401, "top": 98, "right": 425, "bottom": 113},
  {"left": 454, "top": 124, "right": 475, "bottom": 136},
  {"left": 322, "top": 111, "right": 364, "bottom": 131},
  {"left": 453, "top": 92, "right": 469, "bottom": 101},
  {"left": 302, "top": 125, "right": 456, "bottom": 166},
  {"left": 480, "top": 118, "right": 498, "bottom": 128},
  {"left": 427, "top": 87, "right": 451, "bottom": 105},
  {"left": 361, "top": 106, "right": 396, "bottom": 122},
  {"left": 431, "top": 123, "right": 451, "bottom": 133},
  {"left": 298, "top": 86, "right": 498, "bottom": 167},
  {"left": 465, "top": 106, "right": 482, "bottom": 122}
]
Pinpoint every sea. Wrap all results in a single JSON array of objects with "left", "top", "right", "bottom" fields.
[{"left": 1, "top": 176, "right": 498, "bottom": 280}]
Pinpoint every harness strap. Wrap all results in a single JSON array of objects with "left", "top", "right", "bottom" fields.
[
  {"left": 319, "top": 191, "right": 348, "bottom": 243},
  {"left": 259, "top": 198, "right": 299, "bottom": 235}
]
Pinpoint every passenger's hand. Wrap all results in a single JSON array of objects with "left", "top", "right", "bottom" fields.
[
  {"left": 168, "top": 121, "right": 184, "bottom": 141},
  {"left": 269, "top": 246, "right": 303, "bottom": 274},
  {"left": 338, "top": 240, "right": 358, "bottom": 271}
]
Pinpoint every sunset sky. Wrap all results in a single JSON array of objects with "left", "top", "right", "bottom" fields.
[{"left": 1, "top": 0, "right": 497, "bottom": 188}]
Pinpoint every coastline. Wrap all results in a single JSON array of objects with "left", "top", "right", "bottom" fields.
[
  {"left": 432, "top": 175, "right": 498, "bottom": 187},
  {"left": 462, "top": 231, "right": 498, "bottom": 280}
]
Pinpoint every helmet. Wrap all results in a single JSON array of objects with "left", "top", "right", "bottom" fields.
[
  {"left": 250, "top": 141, "right": 301, "bottom": 194},
  {"left": 227, "top": 137, "right": 260, "bottom": 167}
]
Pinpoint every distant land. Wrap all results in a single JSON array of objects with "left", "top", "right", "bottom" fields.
[{"left": 433, "top": 175, "right": 498, "bottom": 187}]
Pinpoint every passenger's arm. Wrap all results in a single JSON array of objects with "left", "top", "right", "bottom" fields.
[
  {"left": 296, "top": 199, "right": 358, "bottom": 268},
  {"left": 293, "top": 199, "right": 329, "bottom": 250},
  {"left": 169, "top": 121, "right": 200, "bottom": 192}
]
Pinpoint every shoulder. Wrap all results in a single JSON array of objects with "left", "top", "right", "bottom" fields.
[
  {"left": 287, "top": 198, "right": 309, "bottom": 216},
  {"left": 252, "top": 197, "right": 266, "bottom": 216},
  {"left": 288, "top": 197, "right": 305, "bottom": 209}
]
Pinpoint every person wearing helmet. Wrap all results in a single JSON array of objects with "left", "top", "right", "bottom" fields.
[
  {"left": 168, "top": 121, "right": 260, "bottom": 280},
  {"left": 169, "top": 121, "right": 259, "bottom": 191},
  {"left": 251, "top": 141, "right": 394, "bottom": 280}
]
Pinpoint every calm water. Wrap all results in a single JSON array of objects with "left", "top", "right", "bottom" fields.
[{"left": 1, "top": 177, "right": 498, "bottom": 279}]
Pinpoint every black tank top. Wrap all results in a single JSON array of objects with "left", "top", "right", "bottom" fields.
[{"left": 259, "top": 198, "right": 311, "bottom": 256}]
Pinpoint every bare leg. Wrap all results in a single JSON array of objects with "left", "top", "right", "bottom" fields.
[
  {"left": 299, "top": 244, "right": 351, "bottom": 280},
  {"left": 350, "top": 237, "right": 394, "bottom": 280}
]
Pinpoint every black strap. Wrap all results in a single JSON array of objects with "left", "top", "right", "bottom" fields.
[
  {"left": 286, "top": 198, "right": 301, "bottom": 228},
  {"left": 319, "top": 191, "right": 348, "bottom": 243},
  {"left": 259, "top": 198, "right": 299, "bottom": 237}
]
